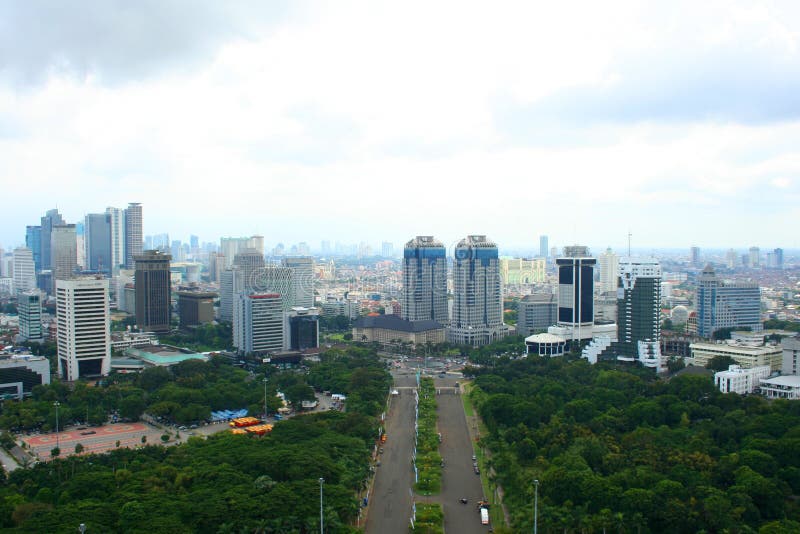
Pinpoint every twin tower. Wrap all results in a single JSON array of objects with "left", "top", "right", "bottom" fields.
[{"left": 402, "top": 235, "right": 507, "bottom": 347}]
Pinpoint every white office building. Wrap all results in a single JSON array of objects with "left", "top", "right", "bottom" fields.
[
  {"left": 714, "top": 364, "right": 770, "bottom": 394},
  {"left": 759, "top": 375, "right": 800, "bottom": 400},
  {"left": 598, "top": 248, "right": 619, "bottom": 294},
  {"left": 233, "top": 293, "right": 284, "bottom": 355},
  {"left": 282, "top": 257, "right": 315, "bottom": 308},
  {"left": 56, "top": 278, "right": 110, "bottom": 380},
  {"left": 13, "top": 247, "right": 36, "bottom": 294},
  {"left": 105, "top": 206, "right": 125, "bottom": 271}
]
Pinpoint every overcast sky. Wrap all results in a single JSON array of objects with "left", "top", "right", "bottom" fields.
[{"left": 2, "top": 1, "right": 800, "bottom": 253}]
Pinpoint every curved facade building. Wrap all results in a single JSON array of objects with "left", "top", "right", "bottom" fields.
[{"left": 402, "top": 236, "right": 447, "bottom": 324}]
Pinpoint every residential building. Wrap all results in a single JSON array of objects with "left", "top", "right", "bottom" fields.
[
  {"left": 51, "top": 224, "right": 77, "bottom": 293},
  {"left": 517, "top": 294, "right": 557, "bottom": 337},
  {"left": 13, "top": 247, "right": 36, "bottom": 294},
  {"left": 598, "top": 248, "right": 619, "bottom": 293},
  {"left": 134, "top": 250, "right": 172, "bottom": 333},
  {"left": 56, "top": 277, "right": 111, "bottom": 380},
  {"left": 690, "top": 340, "right": 782, "bottom": 372},
  {"left": 402, "top": 236, "right": 448, "bottom": 324},
  {"left": 282, "top": 256, "right": 315, "bottom": 308},
  {"left": 714, "top": 364, "right": 770, "bottom": 394},
  {"left": 85, "top": 212, "right": 112, "bottom": 273},
  {"left": 233, "top": 293, "right": 284, "bottom": 355},
  {"left": 18, "top": 290, "right": 44, "bottom": 342},
  {"left": 448, "top": 235, "right": 506, "bottom": 346},
  {"left": 353, "top": 315, "right": 445, "bottom": 346},
  {"left": 696, "top": 264, "right": 761, "bottom": 338},
  {"left": 105, "top": 206, "right": 125, "bottom": 271},
  {"left": 124, "top": 202, "right": 143, "bottom": 269}
]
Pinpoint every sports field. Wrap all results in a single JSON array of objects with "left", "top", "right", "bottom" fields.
[{"left": 23, "top": 423, "right": 162, "bottom": 460}]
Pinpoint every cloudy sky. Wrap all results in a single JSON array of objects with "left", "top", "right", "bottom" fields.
[{"left": 2, "top": 0, "right": 800, "bottom": 253}]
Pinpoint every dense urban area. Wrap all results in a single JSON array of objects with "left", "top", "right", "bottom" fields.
[{"left": 0, "top": 209, "right": 799, "bottom": 532}]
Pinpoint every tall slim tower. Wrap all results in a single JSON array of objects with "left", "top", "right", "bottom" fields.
[
  {"left": 612, "top": 258, "right": 662, "bottom": 366},
  {"left": 40, "top": 208, "right": 65, "bottom": 271},
  {"left": 105, "top": 206, "right": 125, "bottom": 271},
  {"left": 598, "top": 247, "right": 619, "bottom": 294},
  {"left": 85, "top": 213, "right": 112, "bottom": 273},
  {"left": 448, "top": 235, "right": 505, "bottom": 346},
  {"left": 25, "top": 226, "right": 42, "bottom": 272},
  {"left": 539, "top": 235, "right": 549, "bottom": 259},
  {"left": 749, "top": 246, "right": 760, "bottom": 268},
  {"left": 401, "top": 236, "right": 447, "bottom": 324},
  {"left": 56, "top": 277, "right": 110, "bottom": 380},
  {"left": 51, "top": 224, "right": 77, "bottom": 293},
  {"left": 134, "top": 250, "right": 172, "bottom": 332},
  {"left": 690, "top": 246, "right": 701, "bottom": 268},
  {"left": 124, "top": 203, "right": 143, "bottom": 269},
  {"left": 12, "top": 247, "right": 37, "bottom": 294}
]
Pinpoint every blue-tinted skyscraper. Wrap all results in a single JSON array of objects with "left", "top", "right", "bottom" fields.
[
  {"left": 696, "top": 264, "right": 761, "bottom": 338},
  {"left": 85, "top": 213, "right": 112, "bottom": 273},
  {"left": 25, "top": 225, "right": 41, "bottom": 272},
  {"left": 539, "top": 235, "right": 549, "bottom": 258},
  {"left": 402, "top": 236, "right": 447, "bottom": 324},
  {"left": 40, "top": 208, "right": 65, "bottom": 270}
]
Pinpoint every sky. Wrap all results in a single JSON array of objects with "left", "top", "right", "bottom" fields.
[{"left": 2, "top": 0, "right": 800, "bottom": 253}]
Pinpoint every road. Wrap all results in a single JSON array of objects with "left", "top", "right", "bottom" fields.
[
  {"left": 435, "top": 376, "right": 489, "bottom": 533},
  {"left": 364, "top": 371, "right": 417, "bottom": 534},
  {"left": 0, "top": 447, "right": 19, "bottom": 472}
]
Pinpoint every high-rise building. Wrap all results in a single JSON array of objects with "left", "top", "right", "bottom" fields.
[
  {"left": 13, "top": 247, "right": 36, "bottom": 294},
  {"left": 381, "top": 241, "right": 394, "bottom": 258},
  {"left": 610, "top": 258, "right": 662, "bottom": 366},
  {"left": 448, "top": 235, "right": 506, "bottom": 346},
  {"left": 75, "top": 221, "right": 85, "bottom": 270},
  {"left": 40, "top": 208, "right": 65, "bottom": 271},
  {"left": 105, "top": 207, "right": 125, "bottom": 271},
  {"left": 85, "top": 213, "right": 112, "bottom": 273},
  {"left": 18, "top": 290, "right": 44, "bottom": 342},
  {"left": 124, "top": 203, "right": 143, "bottom": 269},
  {"left": 234, "top": 249, "right": 266, "bottom": 294},
  {"left": 233, "top": 293, "right": 284, "bottom": 355},
  {"left": 25, "top": 225, "right": 42, "bottom": 272},
  {"left": 220, "top": 237, "right": 251, "bottom": 268},
  {"left": 254, "top": 266, "right": 294, "bottom": 310},
  {"left": 248, "top": 235, "right": 265, "bottom": 256},
  {"left": 725, "top": 248, "right": 738, "bottom": 270},
  {"left": 285, "top": 307, "right": 320, "bottom": 351},
  {"left": 598, "top": 248, "right": 619, "bottom": 293},
  {"left": 690, "top": 246, "right": 701, "bottom": 267},
  {"left": 556, "top": 246, "right": 595, "bottom": 340},
  {"left": 749, "top": 246, "right": 760, "bottom": 268},
  {"left": 219, "top": 268, "right": 235, "bottom": 322},
  {"left": 402, "top": 236, "right": 447, "bottom": 324},
  {"left": 771, "top": 248, "right": 784, "bottom": 270},
  {"left": 696, "top": 264, "right": 762, "bottom": 338},
  {"left": 56, "top": 277, "right": 110, "bottom": 380},
  {"left": 499, "top": 258, "right": 546, "bottom": 285},
  {"left": 539, "top": 235, "right": 549, "bottom": 258},
  {"left": 51, "top": 224, "right": 77, "bottom": 293},
  {"left": 134, "top": 250, "right": 172, "bottom": 333},
  {"left": 282, "top": 257, "right": 315, "bottom": 308},
  {"left": 517, "top": 294, "right": 557, "bottom": 337}
]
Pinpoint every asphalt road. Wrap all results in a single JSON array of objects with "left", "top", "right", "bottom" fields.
[
  {"left": 435, "top": 376, "right": 489, "bottom": 533},
  {"left": 364, "top": 371, "right": 417, "bottom": 534}
]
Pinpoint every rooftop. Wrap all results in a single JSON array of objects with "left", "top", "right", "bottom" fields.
[{"left": 353, "top": 315, "right": 443, "bottom": 333}]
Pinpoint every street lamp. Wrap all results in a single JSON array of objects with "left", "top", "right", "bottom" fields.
[
  {"left": 533, "top": 479, "right": 539, "bottom": 534},
  {"left": 263, "top": 378, "right": 268, "bottom": 418},
  {"left": 53, "top": 401, "right": 61, "bottom": 450},
  {"left": 319, "top": 477, "right": 324, "bottom": 534}
]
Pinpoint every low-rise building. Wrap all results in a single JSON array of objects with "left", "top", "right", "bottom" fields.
[
  {"left": 517, "top": 294, "right": 557, "bottom": 337},
  {"left": 759, "top": 375, "right": 800, "bottom": 400},
  {"left": 525, "top": 333, "right": 567, "bottom": 357},
  {"left": 110, "top": 331, "right": 159, "bottom": 352},
  {"left": 690, "top": 340, "right": 783, "bottom": 372},
  {"left": 122, "top": 344, "right": 208, "bottom": 367},
  {"left": 177, "top": 290, "right": 217, "bottom": 328},
  {"left": 714, "top": 364, "right": 770, "bottom": 394},
  {"left": 0, "top": 348, "right": 50, "bottom": 399},
  {"left": 352, "top": 315, "right": 445, "bottom": 346}
]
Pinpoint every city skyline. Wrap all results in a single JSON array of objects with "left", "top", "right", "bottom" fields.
[{"left": 2, "top": 3, "right": 800, "bottom": 249}]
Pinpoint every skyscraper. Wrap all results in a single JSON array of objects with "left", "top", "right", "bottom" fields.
[
  {"left": 556, "top": 246, "right": 595, "bottom": 340},
  {"left": 219, "top": 268, "right": 235, "bottom": 322},
  {"left": 233, "top": 293, "right": 284, "bottom": 355},
  {"left": 539, "top": 235, "right": 549, "bottom": 258},
  {"left": 749, "top": 246, "right": 760, "bottom": 268},
  {"left": 690, "top": 246, "right": 701, "bottom": 267},
  {"left": 134, "top": 250, "right": 172, "bottom": 333},
  {"left": 56, "top": 277, "right": 110, "bottom": 380},
  {"left": 282, "top": 256, "right": 315, "bottom": 308},
  {"left": 105, "top": 206, "right": 125, "bottom": 271},
  {"left": 85, "top": 213, "right": 112, "bottom": 273},
  {"left": 124, "top": 203, "right": 143, "bottom": 269},
  {"left": 402, "top": 236, "right": 447, "bottom": 324},
  {"left": 51, "top": 224, "right": 77, "bottom": 293},
  {"left": 12, "top": 247, "right": 36, "bottom": 294},
  {"left": 696, "top": 264, "right": 761, "bottom": 338},
  {"left": 381, "top": 241, "right": 394, "bottom": 258},
  {"left": 75, "top": 221, "right": 85, "bottom": 270},
  {"left": 40, "top": 208, "right": 65, "bottom": 271},
  {"left": 25, "top": 225, "right": 41, "bottom": 272},
  {"left": 234, "top": 248, "right": 266, "bottom": 294},
  {"left": 725, "top": 248, "right": 738, "bottom": 270},
  {"left": 220, "top": 237, "right": 251, "bottom": 268},
  {"left": 18, "top": 290, "right": 44, "bottom": 342},
  {"left": 448, "top": 235, "right": 506, "bottom": 346},
  {"left": 611, "top": 258, "right": 662, "bottom": 366},
  {"left": 598, "top": 247, "right": 619, "bottom": 294}
]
